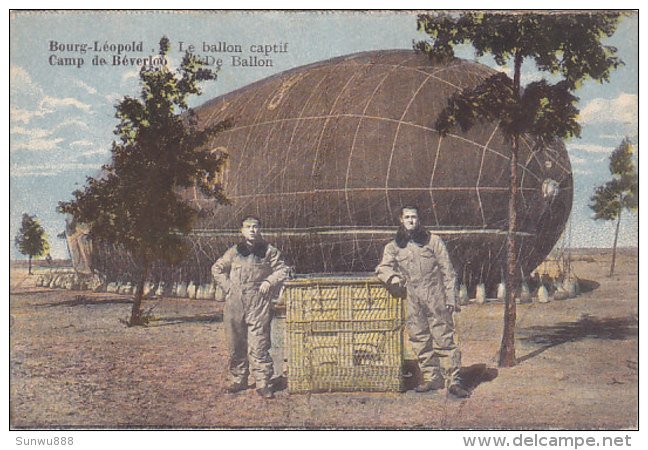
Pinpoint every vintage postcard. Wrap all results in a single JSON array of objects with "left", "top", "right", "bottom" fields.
[{"left": 9, "top": 9, "right": 638, "bottom": 439}]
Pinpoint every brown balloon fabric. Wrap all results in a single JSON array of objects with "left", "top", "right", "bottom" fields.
[{"left": 78, "top": 50, "right": 573, "bottom": 292}]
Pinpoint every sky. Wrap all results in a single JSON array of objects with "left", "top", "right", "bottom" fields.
[{"left": 9, "top": 10, "right": 639, "bottom": 259}]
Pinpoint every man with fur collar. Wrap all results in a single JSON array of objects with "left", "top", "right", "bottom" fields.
[
  {"left": 212, "top": 216, "right": 289, "bottom": 399},
  {"left": 376, "top": 206, "right": 469, "bottom": 398}
]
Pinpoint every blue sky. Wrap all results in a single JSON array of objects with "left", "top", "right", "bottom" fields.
[{"left": 9, "top": 11, "right": 638, "bottom": 259}]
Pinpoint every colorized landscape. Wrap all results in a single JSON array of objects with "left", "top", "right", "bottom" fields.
[{"left": 9, "top": 11, "right": 639, "bottom": 433}]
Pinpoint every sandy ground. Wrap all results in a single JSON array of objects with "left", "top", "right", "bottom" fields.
[{"left": 9, "top": 250, "right": 638, "bottom": 430}]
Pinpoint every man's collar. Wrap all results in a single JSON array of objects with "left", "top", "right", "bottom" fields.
[
  {"left": 236, "top": 240, "right": 268, "bottom": 258},
  {"left": 395, "top": 226, "right": 430, "bottom": 248}
]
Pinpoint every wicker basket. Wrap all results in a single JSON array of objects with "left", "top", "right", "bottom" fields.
[{"left": 284, "top": 276, "right": 405, "bottom": 393}]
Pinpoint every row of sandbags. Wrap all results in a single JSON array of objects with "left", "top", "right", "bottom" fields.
[
  {"left": 36, "top": 271, "right": 580, "bottom": 304},
  {"left": 104, "top": 280, "right": 224, "bottom": 300},
  {"left": 35, "top": 272, "right": 89, "bottom": 290},
  {"left": 458, "top": 277, "right": 581, "bottom": 305},
  {"left": 35, "top": 271, "right": 226, "bottom": 301}
]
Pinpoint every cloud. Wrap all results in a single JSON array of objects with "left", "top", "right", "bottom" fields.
[
  {"left": 69, "top": 140, "right": 95, "bottom": 148},
  {"left": 599, "top": 132, "right": 639, "bottom": 143},
  {"left": 10, "top": 106, "right": 47, "bottom": 124},
  {"left": 77, "top": 148, "right": 110, "bottom": 157},
  {"left": 72, "top": 79, "right": 98, "bottom": 95},
  {"left": 10, "top": 65, "right": 34, "bottom": 86},
  {"left": 567, "top": 143, "right": 614, "bottom": 154},
  {"left": 11, "top": 95, "right": 91, "bottom": 124},
  {"left": 11, "top": 137, "right": 65, "bottom": 152},
  {"left": 579, "top": 93, "right": 638, "bottom": 126},
  {"left": 500, "top": 65, "right": 560, "bottom": 86},
  {"left": 73, "top": 148, "right": 111, "bottom": 161},
  {"left": 569, "top": 155, "right": 588, "bottom": 165},
  {"left": 120, "top": 68, "right": 140, "bottom": 87},
  {"left": 104, "top": 92, "right": 122, "bottom": 104},
  {"left": 600, "top": 134, "right": 625, "bottom": 140},
  {"left": 55, "top": 119, "right": 91, "bottom": 131},
  {"left": 10, "top": 66, "right": 47, "bottom": 122},
  {"left": 42, "top": 95, "right": 92, "bottom": 112},
  {"left": 10, "top": 162, "right": 101, "bottom": 177},
  {"left": 10, "top": 126, "right": 52, "bottom": 139},
  {"left": 10, "top": 66, "right": 43, "bottom": 98},
  {"left": 10, "top": 65, "right": 93, "bottom": 124}
]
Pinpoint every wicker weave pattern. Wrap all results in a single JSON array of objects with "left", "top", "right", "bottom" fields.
[{"left": 285, "top": 278, "right": 404, "bottom": 393}]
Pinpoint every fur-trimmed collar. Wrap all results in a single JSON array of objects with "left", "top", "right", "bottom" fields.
[
  {"left": 395, "top": 226, "right": 430, "bottom": 248},
  {"left": 236, "top": 240, "right": 268, "bottom": 258}
]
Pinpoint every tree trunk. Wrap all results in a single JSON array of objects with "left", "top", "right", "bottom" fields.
[
  {"left": 129, "top": 254, "right": 149, "bottom": 326},
  {"left": 498, "top": 50, "right": 523, "bottom": 368},
  {"left": 28, "top": 255, "right": 32, "bottom": 275},
  {"left": 499, "top": 134, "right": 519, "bottom": 368},
  {"left": 610, "top": 209, "right": 622, "bottom": 278}
]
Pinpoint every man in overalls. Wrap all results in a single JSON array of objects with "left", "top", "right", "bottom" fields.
[
  {"left": 376, "top": 206, "right": 469, "bottom": 398},
  {"left": 212, "top": 216, "right": 290, "bottom": 399}
]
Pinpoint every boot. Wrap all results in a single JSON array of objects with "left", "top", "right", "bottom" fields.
[
  {"left": 448, "top": 382, "right": 470, "bottom": 398},
  {"left": 414, "top": 376, "right": 445, "bottom": 392},
  {"left": 226, "top": 380, "right": 248, "bottom": 393},
  {"left": 256, "top": 386, "right": 274, "bottom": 399}
]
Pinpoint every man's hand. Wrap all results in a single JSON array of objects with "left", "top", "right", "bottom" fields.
[
  {"left": 215, "top": 281, "right": 231, "bottom": 298},
  {"left": 259, "top": 280, "right": 272, "bottom": 295},
  {"left": 385, "top": 275, "right": 407, "bottom": 299},
  {"left": 390, "top": 275, "right": 405, "bottom": 288}
]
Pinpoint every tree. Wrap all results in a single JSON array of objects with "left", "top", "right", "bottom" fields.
[
  {"left": 59, "top": 37, "right": 231, "bottom": 326},
  {"left": 415, "top": 11, "right": 623, "bottom": 366},
  {"left": 589, "top": 137, "right": 638, "bottom": 277},
  {"left": 15, "top": 213, "right": 49, "bottom": 275}
]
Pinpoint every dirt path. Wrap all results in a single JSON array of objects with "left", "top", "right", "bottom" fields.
[{"left": 9, "top": 250, "right": 638, "bottom": 429}]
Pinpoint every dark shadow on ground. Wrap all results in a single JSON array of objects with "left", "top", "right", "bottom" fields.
[
  {"left": 402, "top": 360, "right": 497, "bottom": 393},
  {"left": 10, "top": 289, "right": 61, "bottom": 296},
  {"left": 459, "top": 364, "right": 499, "bottom": 390},
  {"left": 517, "top": 314, "right": 638, "bottom": 364},
  {"left": 270, "top": 375, "right": 287, "bottom": 393},
  {"left": 145, "top": 313, "right": 223, "bottom": 327},
  {"left": 578, "top": 279, "right": 601, "bottom": 294},
  {"left": 38, "top": 295, "right": 133, "bottom": 308},
  {"left": 402, "top": 359, "right": 423, "bottom": 390}
]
